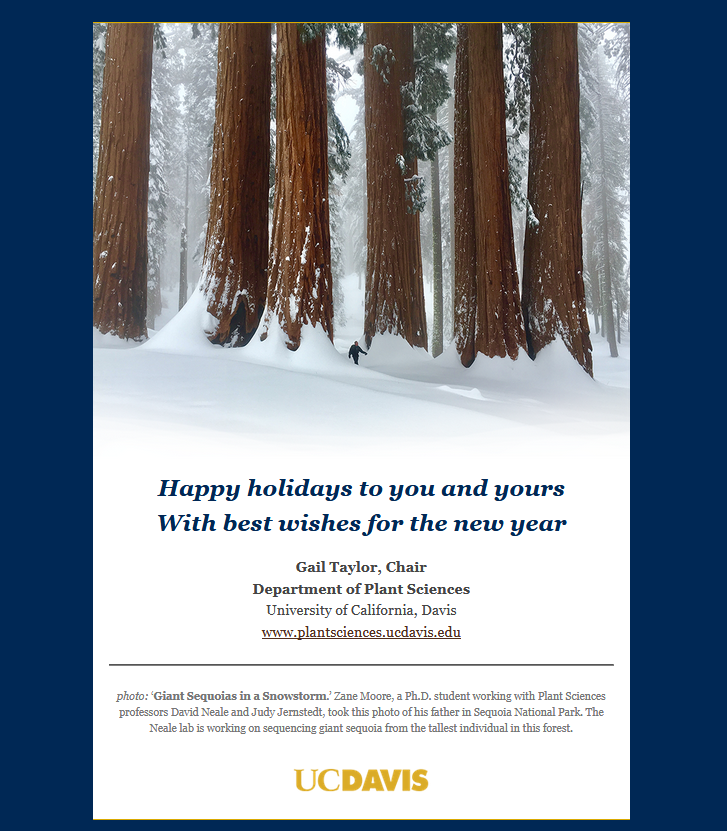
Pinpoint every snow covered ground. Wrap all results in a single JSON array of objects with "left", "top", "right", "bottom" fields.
[
  {"left": 94, "top": 271, "right": 629, "bottom": 461},
  {"left": 93, "top": 272, "right": 628, "bottom": 462}
]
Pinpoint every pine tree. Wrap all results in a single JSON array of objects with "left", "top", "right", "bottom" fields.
[
  {"left": 93, "top": 23, "right": 107, "bottom": 194},
  {"left": 602, "top": 23, "right": 630, "bottom": 102},
  {"left": 583, "top": 44, "right": 629, "bottom": 357},
  {"left": 200, "top": 23, "right": 272, "bottom": 346},
  {"left": 521, "top": 23, "right": 593, "bottom": 375},
  {"left": 149, "top": 24, "right": 218, "bottom": 315},
  {"left": 147, "top": 40, "right": 173, "bottom": 329},
  {"left": 453, "top": 23, "right": 526, "bottom": 365},
  {"left": 502, "top": 23, "right": 530, "bottom": 275},
  {"left": 413, "top": 23, "right": 455, "bottom": 357},
  {"left": 261, "top": 23, "right": 333, "bottom": 349},
  {"left": 582, "top": 194, "right": 601, "bottom": 334},
  {"left": 577, "top": 23, "right": 601, "bottom": 337},
  {"left": 363, "top": 22, "right": 427, "bottom": 349},
  {"left": 92, "top": 22, "right": 154, "bottom": 340},
  {"left": 339, "top": 74, "right": 367, "bottom": 287},
  {"left": 186, "top": 23, "right": 219, "bottom": 274},
  {"left": 327, "top": 56, "right": 353, "bottom": 330}
]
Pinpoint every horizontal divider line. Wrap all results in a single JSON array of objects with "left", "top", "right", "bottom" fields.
[{"left": 109, "top": 663, "right": 614, "bottom": 667}]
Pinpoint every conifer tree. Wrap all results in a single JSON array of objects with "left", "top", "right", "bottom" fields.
[
  {"left": 502, "top": 23, "right": 530, "bottom": 273},
  {"left": 602, "top": 23, "right": 630, "bottom": 102},
  {"left": 340, "top": 76, "right": 367, "bottom": 286},
  {"left": 93, "top": 23, "right": 107, "bottom": 194},
  {"left": 453, "top": 24, "right": 477, "bottom": 365},
  {"left": 582, "top": 195, "right": 602, "bottom": 334},
  {"left": 186, "top": 23, "right": 219, "bottom": 273},
  {"left": 147, "top": 40, "right": 172, "bottom": 329},
  {"left": 261, "top": 23, "right": 333, "bottom": 349},
  {"left": 413, "top": 23, "right": 455, "bottom": 357},
  {"left": 583, "top": 44, "right": 629, "bottom": 357},
  {"left": 93, "top": 22, "right": 154, "bottom": 341},
  {"left": 453, "top": 23, "right": 526, "bottom": 365},
  {"left": 363, "top": 22, "right": 427, "bottom": 349},
  {"left": 201, "top": 23, "right": 272, "bottom": 346},
  {"left": 521, "top": 23, "right": 593, "bottom": 375},
  {"left": 327, "top": 53, "right": 355, "bottom": 330}
]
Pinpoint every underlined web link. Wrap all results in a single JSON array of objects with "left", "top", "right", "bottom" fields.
[{"left": 261, "top": 626, "right": 462, "bottom": 640}]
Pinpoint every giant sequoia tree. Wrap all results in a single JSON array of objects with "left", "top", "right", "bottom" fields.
[
  {"left": 92, "top": 22, "right": 154, "bottom": 340},
  {"left": 363, "top": 22, "right": 427, "bottom": 350},
  {"left": 201, "top": 23, "right": 271, "bottom": 346},
  {"left": 261, "top": 23, "right": 333, "bottom": 349},
  {"left": 521, "top": 23, "right": 592, "bottom": 375},
  {"left": 453, "top": 23, "right": 527, "bottom": 366}
]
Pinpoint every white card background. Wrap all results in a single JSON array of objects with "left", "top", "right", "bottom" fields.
[{"left": 94, "top": 372, "right": 629, "bottom": 819}]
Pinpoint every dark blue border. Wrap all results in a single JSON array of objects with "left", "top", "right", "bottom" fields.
[{"left": 16, "top": 12, "right": 683, "bottom": 831}]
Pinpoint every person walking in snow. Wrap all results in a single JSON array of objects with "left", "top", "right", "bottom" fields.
[{"left": 348, "top": 341, "right": 367, "bottom": 365}]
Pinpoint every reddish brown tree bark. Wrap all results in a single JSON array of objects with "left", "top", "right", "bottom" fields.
[
  {"left": 92, "top": 23, "right": 153, "bottom": 340},
  {"left": 261, "top": 23, "right": 332, "bottom": 350},
  {"left": 201, "top": 24, "right": 272, "bottom": 346},
  {"left": 454, "top": 23, "right": 526, "bottom": 365},
  {"left": 453, "top": 23, "right": 477, "bottom": 367},
  {"left": 363, "top": 23, "right": 427, "bottom": 350},
  {"left": 521, "top": 23, "right": 593, "bottom": 375}
]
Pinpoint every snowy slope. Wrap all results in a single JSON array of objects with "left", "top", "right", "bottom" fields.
[{"left": 93, "top": 278, "right": 629, "bottom": 460}]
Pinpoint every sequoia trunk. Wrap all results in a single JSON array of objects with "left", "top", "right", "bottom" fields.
[
  {"left": 468, "top": 23, "right": 527, "bottom": 359},
  {"left": 262, "top": 23, "right": 332, "bottom": 349},
  {"left": 92, "top": 22, "right": 153, "bottom": 340},
  {"left": 453, "top": 24, "right": 477, "bottom": 366},
  {"left": 453, "top": 23, "right": 526, "bottom": 365},
  {"left": 363, "top": 22, "right": 427, "bottom": 349},
  {"left": 521, "top": 23, "right": 593, "bottom": 375},
  {"left": 201, "top": 23, "right": 272, "bottom": 346}
]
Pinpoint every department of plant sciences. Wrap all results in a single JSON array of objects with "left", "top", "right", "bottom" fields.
[{"left": 253, "top": 583, "right": 470, "bottom": 597}]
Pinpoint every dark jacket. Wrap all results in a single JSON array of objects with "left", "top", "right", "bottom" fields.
[{"left": 348, "top": 344, "right": 367, "bottom": 361}]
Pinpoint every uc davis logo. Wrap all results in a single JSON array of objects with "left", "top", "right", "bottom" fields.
[{"left": 295, "top": 769, "right": 428, "bottom": 792}]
